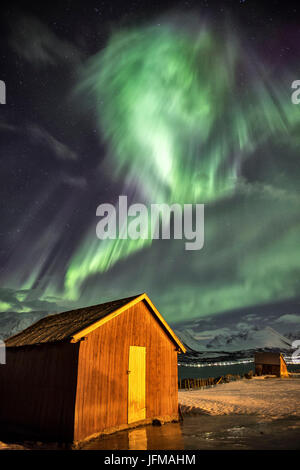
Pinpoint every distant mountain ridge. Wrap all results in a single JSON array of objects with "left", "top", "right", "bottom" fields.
[
  {"left": 0, "top": 311, "right": 46, "bottom": 340},
  {"left": 175, "top": 325, "right": 293, "bottom": 354}
]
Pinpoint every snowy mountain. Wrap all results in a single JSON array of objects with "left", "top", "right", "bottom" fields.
[
  {"left": 173, "top": 329, "right": 207, "bottom": 352},
  {"left": 285, "top": 330, "right": 300, "bottom": 342},
  {"left": 175, "top": 325, "right": 292, "bottom": 353},
  {"left": 206, "top": 326, "right": 292, "bottom": 351},
  {"left": 0, "top": 311, "right": 45, "bottom": 340}
]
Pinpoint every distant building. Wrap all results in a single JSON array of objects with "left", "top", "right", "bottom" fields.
[
  {"left": 254, "top": 352, "right": 289, "bottom": 378},
  {"left": 0, "top": 293, "right": 185, "bottom": 443}
]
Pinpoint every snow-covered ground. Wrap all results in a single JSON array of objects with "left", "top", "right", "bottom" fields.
[
  {"left": 179, "top": 377, "right": 300, "bottom": 420},
  {"left": 0, "top": 377, "right": 298, "bottom": 450}
]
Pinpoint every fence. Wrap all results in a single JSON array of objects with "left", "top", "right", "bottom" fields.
[{"left": 178, "top": 374, "right": 243, "bottom": 390}]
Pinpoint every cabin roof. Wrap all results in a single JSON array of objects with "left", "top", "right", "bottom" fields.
[
  {"left": 5, "top": 293, "right": 186, "bottom": 353},
  {"left": 254, "top": 352, "right": 286, "bottom": 366}
]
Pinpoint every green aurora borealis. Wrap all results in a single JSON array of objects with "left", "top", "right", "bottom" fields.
[
  {"left": 1, "top": 15, "right": 300, "bottom": 324},
  {"left": 65, "top": 20, "right": 300, "bottom": 315}
]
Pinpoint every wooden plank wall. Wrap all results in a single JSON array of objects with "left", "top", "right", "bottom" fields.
[
  {"left": 74, "top": 300, "right": 178, "bottom": 441},
  {"left": 0, "top": 342, "right": 79, "bottom": 441}
]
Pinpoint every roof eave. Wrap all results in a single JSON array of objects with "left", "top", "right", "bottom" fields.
[{"left": 70, "top": 292, "right": 186, "bottom": 354}]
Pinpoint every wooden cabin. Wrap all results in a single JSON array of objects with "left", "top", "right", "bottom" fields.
[
  {"left": 254, "top": 352, "right": 289, "bottom": 378},
  {"left": 0, "top": 293, "right": 185, "bottom": 443}
]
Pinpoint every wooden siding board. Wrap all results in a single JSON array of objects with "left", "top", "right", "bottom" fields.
[
  {"left": 74, "top": 300, "right": 178, "bottom": 441},
  {"left": 0, "top": 342, "right": 79, "bottom": 441}
]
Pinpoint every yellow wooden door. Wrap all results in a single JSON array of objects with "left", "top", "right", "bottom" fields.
[{"left": 128, "top": 346, "right": 146, "bottom": 424}]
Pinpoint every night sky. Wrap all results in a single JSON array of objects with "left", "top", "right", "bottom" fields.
[{"left": 1, "top": 0, "right": 300, "bottom": 334}]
